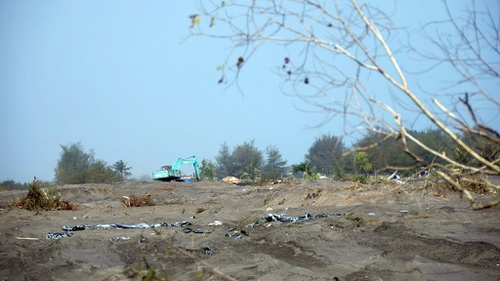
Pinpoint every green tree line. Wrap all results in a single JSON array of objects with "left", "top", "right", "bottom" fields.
[
  {"left": 4, "top": 128, "right": 493, "bottom": 187},
  {"left": 201, "top": 140, "right": 287, "bottom": 182},
  {"left": 54, "top": 142, "right": 132, "bottom": 185},
  {"left": 201, "top": 128, "right": 498, "bottom": 181}
]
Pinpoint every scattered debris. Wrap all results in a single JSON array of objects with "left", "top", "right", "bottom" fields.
[
  {"left": 225, "top": 229, "right": 249, "bottom": 239},
  {"left": 247, "top": 213, "right": 343, "bottom": 228},
  {"left": 387, "top": 171, "right": 403, "bottom": 184},
  {"left": 62, "top": 221, "right": 191, "bottom": 231},
  {"left": 204, "top": 246, "right": 214, "bottom": 256},
  {"left": 305, "top": 188, "right": 322, "bottom": 199},
  {"left": 108, "top": 236, "right": 131, "bottom": 242},
  {"left": 46, "top": 212, "right": 340, "bottom": 241},
  {"left": 16, "top": 237, "right": 40, "bottom": 241},
  {"left": 46, "top": 220, "right": 195, "bottom": 239},
  {"left": 419, "top": 170, "right": 430, "bottom": 177},
  {"left": 115, "top": 236, "right": 131, "bottom": 241},
  {"left": 46, "top": 231, "right": 73, "bottom": 240},
  {"left": 208, "top": 220, "right": 222, "bottom": 226},
  {"left": 183, "top": 228, "right": 209, "bottom": 234}
]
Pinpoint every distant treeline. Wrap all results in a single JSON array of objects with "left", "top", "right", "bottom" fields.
[
  {"left": 2, "top": 127, "right": 495, "bottom": 187},
  {"left": 203, "top": 127, "right": 498, "bottom": 181},
  {"left": 0, "top": 180, "right": 30, "bottom": 190}
]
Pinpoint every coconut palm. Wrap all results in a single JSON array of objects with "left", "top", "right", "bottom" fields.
[{"left": 112, "top": 160, "right": 132, "bottom": 182}]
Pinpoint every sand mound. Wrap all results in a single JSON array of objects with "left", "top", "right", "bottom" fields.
[{"left": 0, "top": 180, "right": 498, "bottom": 280}]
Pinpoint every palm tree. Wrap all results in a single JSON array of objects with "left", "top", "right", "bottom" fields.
[{"left": 112, "top": 160, "right": 132, "bottom": 182}]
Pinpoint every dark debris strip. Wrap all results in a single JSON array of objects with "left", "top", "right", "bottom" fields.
[
  {"left": 225, "top": 228, "right": 249, "bottom": 239},
  {"left": 46, "top": 231, "right": 73, "bottom": 240},
  {"left": 61, "top": 221, "right": 192, "bottom": 232},
  {"left": 247, "top": 213, "right": 344, "bottom": 228},
  {"left": 183, "top": 228, "right": 209, "bottom": 234},
  {"left": 47, "top": 221, "right": 193, "bottom": 239}
]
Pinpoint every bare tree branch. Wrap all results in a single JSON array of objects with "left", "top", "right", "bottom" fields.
[{"left": 191, "top": 0, "right": 499, "bottom": 209}]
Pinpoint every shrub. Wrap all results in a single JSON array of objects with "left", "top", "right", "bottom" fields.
[{"left": 14, "top": 181, "right": 76, "bottom": 211}]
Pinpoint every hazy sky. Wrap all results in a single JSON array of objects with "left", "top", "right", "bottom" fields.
[{"left": 1, "top": 1, "right": 498, "bottom": 182}]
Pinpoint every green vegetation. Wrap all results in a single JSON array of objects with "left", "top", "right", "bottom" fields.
[
  {"left": 54, "top": 142, "right": 129, "bottom": 185},
  {"left": 291, "top": 162, "right": 317, "bottom": 179},
  {"left": 215, "top": 140, "right": 287, "bottom": 182},
  {"left": 231, "top": 140, "right": 263, "bottom": 181},
  {"left": 353, "top": 128, "right": 457, "bottom": 172},
  {"left": 305, "top": 134, "right": 347, "bottom": 175},
  {"left": 112, "top": 160, "right": 132, "bottom": 182},
  {"left": 291, "top": 128, "right": 499, "bottom": 180},
  {"left": 214, "top": 142, "right": 232, "bottom": 178},
  {"left": 261, "top": 145, "right": 288, "bottom": 182},
  {"left": 354, "top": 152, "right": 373, "bottom": 177},
  {"left": 345, "top": 174, "right": 368, "bottom": 184},
  {"left": 215, "top": 140, "right": 263, "bottom": 181},
  {"left": 0, "top": 180, "right": 30, "bottom": 190},
  {"left": 200, "top": 158, "right": 216, "bottom": 181},
  {"left": 38, "top": 127, "right": 497, "bottom": 189}
]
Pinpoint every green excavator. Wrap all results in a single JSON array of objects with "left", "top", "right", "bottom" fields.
[{"left": 152, "top": 155, "right": 201, "bottom": 182}]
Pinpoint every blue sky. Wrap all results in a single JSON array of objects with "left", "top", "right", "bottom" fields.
[{"left": 1, "top": 1, "right": 498, "bottom": 182}]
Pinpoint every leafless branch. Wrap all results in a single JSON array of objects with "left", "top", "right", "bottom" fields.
[{"left": 191, "top": 0, "right": 499, "bottom": 208}]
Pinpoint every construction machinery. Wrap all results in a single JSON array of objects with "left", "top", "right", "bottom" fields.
[{"left": 152, "top": 155, "right": 201, "bottom": 182}]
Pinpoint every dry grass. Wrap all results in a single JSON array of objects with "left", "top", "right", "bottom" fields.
[
  {"left": 458, "top": 177, "right": 493, "bottom": 195},
  {"left": 343, "top": 183, "right": 366, "bottom": 190},
  {"left": 13, "top": 182, "right": 76, "bottom": 211},
  {"left": 123, "top": 193, "right": 156, "bottom": 207}
]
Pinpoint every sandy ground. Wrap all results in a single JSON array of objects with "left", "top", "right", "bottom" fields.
[{"left": 0, "top": 179, "right": 499, "bottom": 281}]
